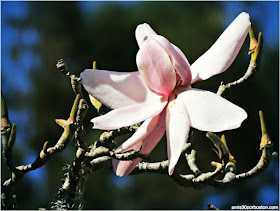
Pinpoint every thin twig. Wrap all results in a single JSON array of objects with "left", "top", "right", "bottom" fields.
[{"left": 217, "top": 30, "right": 263, "bottom": 96}]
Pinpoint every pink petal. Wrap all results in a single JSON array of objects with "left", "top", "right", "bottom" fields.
[
  {"left": 175, "top": 87, "right": 247, "bottom": 132},
  {"left": 166, "top": 94, "right": 190, "bottom": 175},
  {"left": 135, "top": 23, "right": 157, "bottom": 47},
  {"left": 91, "top": 95, "right": 168, "bottom": 130},
  {"left": 112, "top": 157, "right": 142, "bottom": 177},
  {"left": 113, "top": 110, "right": 166, "bottom": 176},
  {"left": 114, "top": 114, "right": 161, "bottom": 153},
  {"left": 136, "top": 38, "right": 176, "bottom": 95},
  {"left": 153, "top": 35, "right": 192, "bottom": 86},
  {"left": 81, "top": 69, "right": 161, "bottom": 109},
  {"left": 191, "top": 12, "right": 251, "bottom": 84}
]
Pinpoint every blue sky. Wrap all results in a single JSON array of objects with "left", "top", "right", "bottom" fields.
[{"left": 221, "top": 1, "right": 279, "bottom": 48}]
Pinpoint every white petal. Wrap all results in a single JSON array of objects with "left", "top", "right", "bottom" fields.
[
  {"left": 166, "top": 94, "right": 190, "bottom": 175},
  {"left": 135, "top": 23, "right": 157, "bottom": 47},
  {"left": 81, "top": 69, "right": 160, "bottom": 109},
  {"left": 175, "top": 87, "right": 247, "bottom": 132},
  {"left": 190, "top": 12, "right": 251, "bottom": 84},
  {"left": 91, "top": 95, "right": 168, "bottom": 130}
]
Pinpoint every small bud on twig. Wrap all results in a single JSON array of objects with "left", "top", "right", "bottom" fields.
[
  {"left": 56, "top": 59, "right": 71, "bottom": 77},
  {"left": 206, "top": 132, "right": 230, "bottom": 164},
  {"left": 248, "top": 27, "right": 263, "bottom": 63},
  {"left": 259, "top": 110, "right": 273, "bottom": 150}
]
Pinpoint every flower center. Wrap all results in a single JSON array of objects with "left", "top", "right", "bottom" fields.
[{"left": 175, "top": 71, "right": 183, "bottom": 86}]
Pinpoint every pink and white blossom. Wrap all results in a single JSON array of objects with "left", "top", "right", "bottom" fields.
[{"left": 81, "top": 12, "right": 251, "bottom": 176}]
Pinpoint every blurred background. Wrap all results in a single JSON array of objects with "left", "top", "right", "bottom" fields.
[{"left": 1, "top": 1, "right": 279, "bottom": 209}]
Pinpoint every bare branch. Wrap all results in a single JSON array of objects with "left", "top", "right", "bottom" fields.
[
  {"left": 210, "top": 111, "right": 277, "bottom": 188},
  {"left": 186, "top": 149, "right": 202, "bottom": 177}
]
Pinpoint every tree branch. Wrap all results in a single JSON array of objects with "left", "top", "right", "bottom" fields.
[
  {"left": 1, "top": 25, "right": 276, "bottom": 210},
  {"left": 210, "top": 111, "right": 277, "bottom": 188},
  {"left": 217, "top": 28, "right": 263, "bottom": 96}
]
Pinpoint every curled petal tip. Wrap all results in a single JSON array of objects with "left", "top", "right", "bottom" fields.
[
  {"left": 168, "top": 166, "right": 174, "bottom": 176},
  {"left": 136, "top": 23, "right": 151, "bottom": 31},
  {"left": 115, "top": 172, "right": 125, "bottom": 177},
  {"left": 113, "top": 158, "right": 141, "bottom": 177},
  {"left": 235, "top": 12, "right": 251, "bottom": 29},
  {"left": 135, "top": 23, "right": 157, "bottom": 47},
  {"left": 90, "top": 119, "right": 100, "bottom": 130},
  {"left": 239, "top": 12, "right": 250, "bottom": 20},
  {"left": 229, "top": 109, "right": 247, "bottom": 130},
  {"left": 114, "top": 148, "right": 122, "bottom": 154}
]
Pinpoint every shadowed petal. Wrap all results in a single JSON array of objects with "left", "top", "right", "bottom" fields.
[
  {"left": 175, "top": 87, "right": 247, "bottom": 132},
  {"left": 191, "top": 12, "right": 251, "bottom": 84},
  {"left": 112, "top": 157, "right": 142, "bottom": 177},
  {"left": 91, "top": 95, "right": 168, "bottom": 130},
  {"left": 81, "top": 69, "right": 161, "bottom": 109},
  {"left": 154, "top": 35, "right": 192, "bottom": 86},
  {"left": 137, "top": 38, "right": 176, "bottom": 95},
  {"left": 166, "top": 94, "right": 190, "bottom": 175},
  {"left": 113, "top": 110, "right": 166, "bottom": 176},
  {"left": 135, "top": 23, "right": 157, "bottom": 47},
  {"left": 114, "top": 114, "right": 161, "bottom": 153}
]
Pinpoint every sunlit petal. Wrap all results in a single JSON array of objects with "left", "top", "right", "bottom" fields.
[
  {"left": 91, "top": 95, "right": 168, "bottom": 130},
  {"left": 175, "top": 87, "right": 247, "bottom": 132},
  {"left": 135, "top": 23, "right": 157, "bottom": 47},
  {"left": 191, "top": 12, "right": 251, "bottom": 83},
  {"left": 166, "top": 94, "right": 190, "bottom": 175},
  {"left": 81, "top": 69, "right": 161, "bottom": 109}
]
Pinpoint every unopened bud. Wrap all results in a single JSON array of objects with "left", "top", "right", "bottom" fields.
[
  {"left": 248, "top": 27, "right": 263, "bottom": 63},
  {"left": 89, "top": 95, "right": 102, "bottom": 112}
]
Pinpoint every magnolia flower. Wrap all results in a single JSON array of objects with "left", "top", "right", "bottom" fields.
[{"left": 81, "top": 12, "right": 251, "bottom": 176}]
